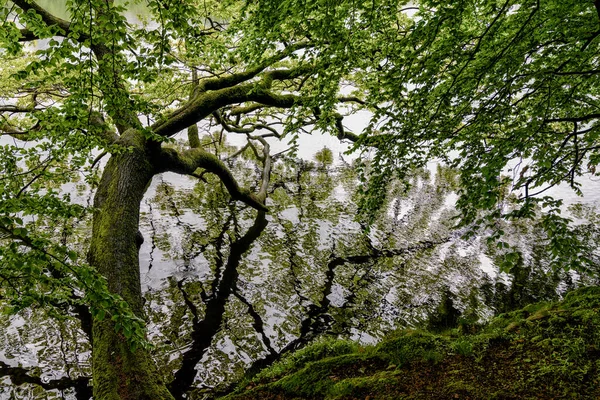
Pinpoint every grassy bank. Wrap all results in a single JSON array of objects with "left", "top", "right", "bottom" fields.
[{"left": 221, "top": 286, "right": 600, "bottom": 399}]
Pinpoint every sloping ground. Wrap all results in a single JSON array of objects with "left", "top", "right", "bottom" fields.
[{"left": 221, "top": 286, "right": 600, "bottom": 399}]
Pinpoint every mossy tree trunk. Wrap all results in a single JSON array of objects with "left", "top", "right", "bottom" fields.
[{"left": 87, "top": 130, "right": 174, "bottom": 400}]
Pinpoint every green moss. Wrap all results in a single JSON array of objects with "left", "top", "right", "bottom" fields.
[
  {"left": 375, "top": 329, "right": 449, "bottom": 367},
  {"left": 273, "top": 354, "right": 373, "bottom": 397},
  {"left": 89, "top": 136, "right": 174, "bottom": 399},
  {"left": 223, "top": 286, "right": 600, "bottom": 400},
  {"left": 256, "top": 339, "right": 361, "bottom": 382},
  {"left": 560, "top": 286, "right": 600, "bottom": 311},
  {"left": 443, "top": 380, "right": 477, "bottom": 395},
  {"left": 93, "top": 318, "right": 174, "bottom": 400},
  {"left": 327, "top": 371, "right": 404, "bottom": 399}
]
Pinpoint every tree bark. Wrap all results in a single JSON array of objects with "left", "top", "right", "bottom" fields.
[{"left": 87, "top": 130, "right": 173, "bottom": 400}]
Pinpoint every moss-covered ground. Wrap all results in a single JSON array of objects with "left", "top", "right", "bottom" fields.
[{"left": 220, "top": 286, "right": 600, "bottom": 399}]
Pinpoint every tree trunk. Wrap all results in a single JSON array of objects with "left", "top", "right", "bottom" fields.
[{"left": 87, "top": 130, "right": 173, "bottom": 400}]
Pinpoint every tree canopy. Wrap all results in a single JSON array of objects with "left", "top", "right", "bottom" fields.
[
  {"left": 0, "top": 0, "right": 599, "bottom": 398},
  {"left": 354, "top": 0, "right": 600, "bottom": 270}
]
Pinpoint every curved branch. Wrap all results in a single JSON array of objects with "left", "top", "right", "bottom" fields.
[
  {"left": 213, "top": 111, "right": 280, "bottom": 138},
  {"left": 250, "top": 135, "right": 271, "bottom": 202},
  {"left": 155, "top": 147, "right": 268, "bottom": 211},
  {"left": 152, "top": 83, "right": 301, "bottom": 137},
  {"left": 313, "top": 107, "right": 360, "bottom": 143},
  {"left": 334, "top": 114, "right": 360, "bottom": 142}
]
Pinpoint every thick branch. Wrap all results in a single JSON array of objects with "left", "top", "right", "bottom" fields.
[
  {"left": 251, "top": 136, "right": 271, "bottom": 202},
  {"left": 11, "top": 0, "right": 72, "bottom": 35},
  {"left": 155, "top": 147, "right": 268, "bottom": 211},
  {"left": 0, "top": 104, "right": 36, "bottom": 113},
  {"left": 196, "top": 42, "right": 310, "bottom": 93},
  {"left": 18, "top": 28, "right": 38, "bottom": 41},
  {"left": 0, "top": 121, "right": 33, "bottom": 141},
  {"left": 229, "top": 103, "right": 265, "bottom": 116},
  {"left": 152, "top": 84, "right": 301, "bottom": 137},
  {"left": 334, "top": 114, "right": 360, "bottom": 142}
]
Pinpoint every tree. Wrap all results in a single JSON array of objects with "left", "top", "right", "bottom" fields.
[
  {"left": 0, "top": 0, "right": 411, "bottom": 398},
  {"left": 347, "top": 0, "right": 600, "bottom": 271}
]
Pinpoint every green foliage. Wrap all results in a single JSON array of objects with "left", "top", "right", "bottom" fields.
[
  {"left": 314, "top": 147, "right": 333, "bottom": 168},
  {"left": 375, "top": 330, "right": 448, "bottom": 367}
]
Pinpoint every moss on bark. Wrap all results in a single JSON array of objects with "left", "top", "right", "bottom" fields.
[{"left": 88, "top": 130, "right": 174, "bottom": 400}]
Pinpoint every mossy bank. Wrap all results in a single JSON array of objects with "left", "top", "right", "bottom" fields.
[{"left": 220, "top": 286, "right": 600, "bottom": 399}]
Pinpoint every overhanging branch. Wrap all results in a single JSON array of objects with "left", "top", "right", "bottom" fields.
[
  {"left": 151, "top": 83, "right": 301, "bottom": 137},
  {"left": 155, "top": 147, "right": 268, "bottom": 211}
]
